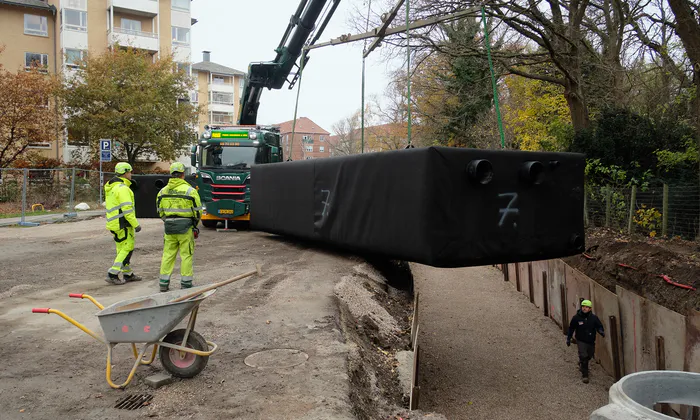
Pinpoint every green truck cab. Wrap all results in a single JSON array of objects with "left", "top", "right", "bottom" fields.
[{"left": 190, "top": 124, "right": 282, "bottom": 228}]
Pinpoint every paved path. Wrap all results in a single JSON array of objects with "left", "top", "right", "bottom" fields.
[
  {"left": 0, "top": 210, "right": 105, "bottom": 227},
  {"left": 412, "top": 264, "right": 613, "bottom": 420}
]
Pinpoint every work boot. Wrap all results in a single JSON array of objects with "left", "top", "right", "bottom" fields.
[
  {"left": 124, "top": 273, "right": 143, "bottom": 282},
  {"left": 160, "top": 283, "right": 169, "bottom": 292},
  {"left": 105, "top": 273, "right": 126, "bottom": 285},
  {"left": 582, "top": 375, "right": 590, "bottom": 384}
]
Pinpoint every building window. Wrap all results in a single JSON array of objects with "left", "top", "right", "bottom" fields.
[
  {"left": 190, "top": 91, "right": 198, "bottom": 103},
  {"left": 239, "top": 77, "right": 245, "bottom": 91},
  {"left": 64, "top": 9, "right": 87, "bottom": 32},
  {"left": 172, "top": 0, "right": 190, "bottom": 11},
  {"left": 211, "top": 112, "right": 234, "bottom": 124},
  {"left": 65, "top": 49, "right": 86, "bottom": 67},
  {"left": 212, "top": 75, "right": 226, "bottom": 85},
  {"left": 320, "top": 135, "right": 326, "bottom": 142},
  {"left": 176, "top": 62, "right": 191, "bottom": 75},
  {"left": 212, "top": 92, "right": 234, "bottom": 105},
  {"left": 24, "top": 14, "right": 48, "bottom": 37},
  {"left": 25, "top": 52, "right": 49, "bottom": 71},
  {"left": 121, "top": 18, "right": 142, "bottom": 33},
  {"left": 27, "top": 143, "right": 51, "bottom": 149},
  {"left": 305, "top": 157, "right": 312, "bottom": 160},
  {"left": 172, "top": 27, "right": 190, "bottom": 45},
  {"left": 65, "top": 0, "right": 87, "bottom": 10},
  {"left": 305, "top": 146, "right": 313, "bottom": 152},
  {"left": 302, "top": 135, "right": 313, "bottom": 144},
  {"left": 319, "top": 146, "right": 325, "bottom": 152}
]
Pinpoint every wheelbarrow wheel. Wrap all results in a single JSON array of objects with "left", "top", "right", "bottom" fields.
[{"left": 160, "top": 329, "right": 209, "bottom": 378}]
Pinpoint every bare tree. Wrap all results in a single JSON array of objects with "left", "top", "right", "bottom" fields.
[
  {"left": 352, "top": 0, "right": 641, "bottom": 132},
  {"left": 330, "top": 110, "right": 363, "bottom": 156}
]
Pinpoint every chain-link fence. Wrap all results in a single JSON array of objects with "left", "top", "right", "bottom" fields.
[
  {"left": 585, "top": 182, "right": 700, "bottom": 240},
  {"left": 0, "top": 168, "right": 114, "bottom": 225}
]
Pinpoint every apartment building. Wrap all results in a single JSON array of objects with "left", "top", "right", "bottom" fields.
[
  {"left": 191, "top": 51, "right": 246, "bottom": 134},
  {"left": 0, "top": 0, "right": 195, "bottom": 162},
  {"left": 277, "top": 117, "right": 331, "bottom": 161}
]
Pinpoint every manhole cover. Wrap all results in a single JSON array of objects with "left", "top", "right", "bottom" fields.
[
  {"left": 114, "top": 394, "right": 153, "bottom": 410},
  {"left": 244, "top": 349, "right": 309, "bottom": 369}
]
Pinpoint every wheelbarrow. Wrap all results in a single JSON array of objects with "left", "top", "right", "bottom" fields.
[{"left": 32, "top": 266, "right": 261, "bottom": 389}]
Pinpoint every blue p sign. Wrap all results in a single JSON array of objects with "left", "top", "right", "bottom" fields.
[{"left": 100, "top": 139, "right": 111, "bottom": 151}]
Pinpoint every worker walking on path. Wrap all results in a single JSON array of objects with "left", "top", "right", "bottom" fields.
[
  {"left": 157, "top": 162, "right": 202, "bottom": 292},
  {"left": 104, "top": 162, "right": 142, "bottom": 285},
  {"left": 567, "top": 299, "right": 605, "bottom": 383}
]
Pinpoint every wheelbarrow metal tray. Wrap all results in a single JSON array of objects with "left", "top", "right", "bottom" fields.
[{"left": 96, "top": 287, "right": 216, "bottom": 343}]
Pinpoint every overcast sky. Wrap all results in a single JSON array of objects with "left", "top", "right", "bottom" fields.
[{"left": 190, "top": 0, "right": 400, "bottom": 134}]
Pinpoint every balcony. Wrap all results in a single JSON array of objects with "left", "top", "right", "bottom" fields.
[
  {"left": 210, "top": 103, "right": 236, "bottom": 113},
  {"left": 208, "top": 82, "right": 234, "bottom": 94},
  {"left": 112, "top": 0, "right": 159, "bottom": 17},
  {"left": 109, "top": 27, "right": 159, "bottom": 52}
]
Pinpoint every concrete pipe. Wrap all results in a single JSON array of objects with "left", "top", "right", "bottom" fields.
[{"left": 591, "top": 371, "right": 700, "bottom": 420}]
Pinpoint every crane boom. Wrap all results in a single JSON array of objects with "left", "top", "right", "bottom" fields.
[{"left": 238, "top": 0, "right": 341, "bottom": 126}]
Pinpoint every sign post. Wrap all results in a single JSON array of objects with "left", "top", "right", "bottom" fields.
[{"left": 99, "top": 139, "right": 111, "bottom": 206}]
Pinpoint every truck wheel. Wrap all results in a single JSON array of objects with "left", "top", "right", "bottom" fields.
[
  {"left": 160, "top": 329, "right": 209, "bottom": 378},
  {"left": 201, "top": 220, "right": 218, "bottom": 229}
]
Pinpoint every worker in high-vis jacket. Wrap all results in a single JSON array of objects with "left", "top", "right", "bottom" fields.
[
  {"left": 104, "top": 162, "right": 142, "bottom": 285},
  {"left": 157, "top": 162, "right": 202, "bottom": 292}
]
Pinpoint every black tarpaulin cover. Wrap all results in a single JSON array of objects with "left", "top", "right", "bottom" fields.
[{"left": 250, "top": 146, "right": 584, "bottom": 267}]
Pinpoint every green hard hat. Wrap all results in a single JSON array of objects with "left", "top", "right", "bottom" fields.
[
  {"left": 115, "top": 162, "right": 133, "bottom": 175},
  {"left": 581, "top": 300, "right": 592, "bottom": 307},
  {"left": 170, "top": 162, "right": 186, "bottom": 174}
]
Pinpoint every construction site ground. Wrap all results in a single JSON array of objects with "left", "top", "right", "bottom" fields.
[
  {"left": 412, "top": 264, "right": 612, "bottom": 420},
  {"left": 1, "top": 217, "right": 618, "bottom": 419}
]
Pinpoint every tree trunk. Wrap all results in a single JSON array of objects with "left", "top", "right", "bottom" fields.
[
  {"left": 666, "top": 0, "right": 700, "bottom": 131},
  {"left": 665, "top": 0, "right": 700, "bottom": 237},
  {"left": 564, "top": 79, "right": 591, "bottom": 131}
]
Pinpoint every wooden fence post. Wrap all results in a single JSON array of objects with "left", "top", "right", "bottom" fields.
[
  {"left": 609, "top": 315, "right": 622, "bottom": 380},
  {"left": 542, "top": 271, "right": 549, "bottom": 318},
  {"left": 628, "top": 185, "right": 637, "bottom": 234},
  {"left": 515, "top": 263, "right": 521, "bottom": 292},
  {"left": 560, "top": 283, "right": 567, "bottom": 335},
  {"left": 584, "top": 189, "right": 589, "bottom": 228},
  {"left": 662, "top": 184, "right": 669, "bottom": 237},
  {"left": 528, "top": 262, "right": 534, "bottom": 304},
  {"left": 655, "top": 337, "right": 673, "bottom": 416},
  {"left": 605, "top": 187, "right": 612, "bottom": 228}
]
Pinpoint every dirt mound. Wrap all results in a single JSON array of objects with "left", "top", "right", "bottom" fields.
[{"left": 564, "top": 228, "right": 700, "bottom": 314}]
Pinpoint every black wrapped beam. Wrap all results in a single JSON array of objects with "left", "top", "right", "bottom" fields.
[
  {"left": 130, "top": 174, "right": 197, "bottom": 219},
  {"left": 250, "top": 146, "right": 585, "bottom": 268}
]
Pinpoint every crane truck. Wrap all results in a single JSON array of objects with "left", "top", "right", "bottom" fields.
[{"left": 190, "top": 0, "right": 341, "bottom": 228}]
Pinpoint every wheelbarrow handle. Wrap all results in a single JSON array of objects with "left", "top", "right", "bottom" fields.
[
  {"left": 31, "top": 307, "right": 104, "bottom": 343},
  {"left": 68, "top": 293, "right": 105, "bottom": 310},
  {"left": 169, "top": 264, "right": 262, "bottom": 303}
]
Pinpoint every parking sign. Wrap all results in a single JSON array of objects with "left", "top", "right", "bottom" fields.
[{"left": 100, "top": 139, "right": 111, "bottom": 162}]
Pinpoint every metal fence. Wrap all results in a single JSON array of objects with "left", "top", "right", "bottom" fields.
[
  {"left": 0, "top": 168, "right": 114, "bottom": 225},
  {"left": 585, "top": 182, "right": 700, "bottom": 240}
]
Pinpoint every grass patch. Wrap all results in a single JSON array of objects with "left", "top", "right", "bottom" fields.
[{"left": 0, "top": 210, "right": 55, "bottom": 219}]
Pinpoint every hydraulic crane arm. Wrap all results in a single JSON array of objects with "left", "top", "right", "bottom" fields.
[{"left": 238, "top": 0, "right": 341, "bottom": 126}]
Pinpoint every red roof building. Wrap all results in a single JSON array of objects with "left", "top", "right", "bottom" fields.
[{"left": 276, "top": 117, "right": 331, "bottom": 161}]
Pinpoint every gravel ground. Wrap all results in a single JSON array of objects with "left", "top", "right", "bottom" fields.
[
  {"left": 0, "top": 218, "right": 362, "bottom": 419},
  {"left": 412, "top": 264, "right": 614, "bottom": 420}
]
